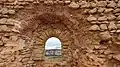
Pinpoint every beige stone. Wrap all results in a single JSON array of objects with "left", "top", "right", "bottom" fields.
[
  {"left": 65, "top": 1, "right": 71, "bottom": 4},
  {"left": 98, "top": 7, "right": 105, "bottom": 13},
  {"left": 104, "top": 8, "right": 113, "bottom": 13},
  {"left": 81, "top": 2, "right": 90, "bottom": 8},
  {"left": 107, "top": 1, "right": 116, "bottom": 8},
  {"left": 107, "top": 14, "right": 116, "bottom": 20},
  {"left": 0, "top": 25, "right": 10, "bottom": 32},
  {"left": 8, "top": 0, "right": 15, "bottom": 2},
  {"left": 89, "top": 8, "right": 97, "bottom": 14},
  {"left": 99, "top": 31, "right": 112, "bottom": 40},
  {"left": 87, "top": 15, "right": 97, "bottom": 21},
  {"left": 100, "top": 24, "right": 108, "bottom": 30},
  {"left": 113, "top": 8, "right": 120, "bottom": 13},
  {"left": 90, "top": 2, "right": 97, "bottom": 8},
  {"left": 68, "top": 2, "right": 79, "bottom": 9},
  {"left": 5, "top": 41, "right": 18, "bottom": 46},
  {"left": 89, "top": 25, "right": 100, "bottom": 31},
  {"left": 1, "top": 8, "right": 8, "bottom": 15},
  {"left": 108, "top": 21, "right": 117, "bottom": 30},
  {"left": 97, "top": 1, "right": 107, "bottom": 7},
  {"left": 117, "top": 15, "right": 120, "bottom": 20},
  {"left": 0, "top": 41, "right": 3, "bottom": 46},
  {"left": 1, "top": 0, "right": 7, "bottom": 2},
  {"left": 25, "top": 0, "right": 33, "bottom": 2},
  {"left": 98, "top": 16, "right": 107, "bottom": 21},
  {"left": 113, "top": 54, "right": 120, "bottom": 61},
  {"left": 44, "top": 1, "right": 54, "bottom": 5},
  {"left": 116, "top": 24, "right": 120, "bottom": 29},
  {"left": 8, "top": 10, "right": 15, "bottom": 15},
  {"left": 0, "top": 18, "right": 7, "bottom": 24},
  {"left": 117, "top": 1, "right": 120, "bottom": 7}
]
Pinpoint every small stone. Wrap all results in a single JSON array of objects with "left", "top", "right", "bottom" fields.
[
  {"left": 90, "top": 21, "right": 97, "bottom": 24},
  {"left": 58, "top": 1, "right": 64, "bottom": 5},
  {"left": 8, "top": 10, "right": 15, "bottom": 15},
  {"left": 98, "top": 16, "right": 107, "bottom": 21},
  {"left": 1, "top": 8, "right": 8, "bottom": 15},
  {"left": 90, "top": 2, "right": 97, "bottom": 8},
  {"left": 113, "top": 54, "right": 120, "bottom": 61},
  {"left": 107, "top": 1, "right": 116, "bottom": 8},
  {"left": 5, "top": 41, "right": 18, "bottom": 46},
  {"left": 0, "top": 41, "right": 3, "bottom": 46},
  {"left": 116, "top": 24, "right": 120, "bottom": 29},
  {"left": 0, "top": 63, "right": 5, "bottom": 67},
  {"left": 98, "top": 7, "right": 105, "bottom": 13},
  {"left": 0, "top": 25, "right": 10, "bottom": 32},
  {"left": 65, "top": 1, "right": 71, "bottom": 4},
  {"left": 44, "top": 1, "right": 54, "bottom": 5},
  {"left": 2, "top": 15, "right": 9, "bottom": 18},
  {"left": 83, "top": 9, "right": 89, "bottom": 14},
  {"left": 0, "top": 18, "right": 7, "bottom": 24},
  {"left": 87, "top": 15, "right": 97, "bottom": 21},
  {"left": 89, "top": 25, "right": 100, "bottom": 31},
  {"left": 81, "top": 2, "right": 90, "bottom": 8},
  {"left": 117, "top": 21, "right": 120, "bottom": 23},
  {"left": 104, "top": 8, "right": 113, "bottom": 13},
  {"left": 113, "top": 8, "right": 120, "bottom": 13},
  {"left": 117, "top": 1, "right": 120, "bottom": 7},
  {"left": 110, "top": 30, "right": 116, "bottom": 33},
  {"left": 8, "top": 0, "right": 15, "bottom": 2},
  {"left": 108, "top": 21, "right": 117, "bottom": 30},
  {"left": 97, "top": 1, "right": 107, "bottom": 7},
  {"left": 116, "top": 15, "right": 120, "bottom": 20},
  {"left": 89, "top": 8, "right": 97, "bottom": 14},
  {"left": 101, "top": 21, "right": 109, "bottom": 24},
  {"left": 24, "top": 0, "right": 33, "bottom": 2},
  {"left": 68, "top": 2, "right": 79, "bottom": 9},
  {"left": 116, "top": 30, "right": 120, "bottom": 33},
  {"left": 10, "top": 36, "right": 18, "bottom": 41},
  {"left": 100, "top": 24, "right": 108, "bottom": 30},
  {"left": 99, "top": 31, "right": 112, "bottom": 40},
  {"left": 115, "top": 13, "right": 120, "bottom": 16},
  {"left": 107, "top": 14, "right": 116, "bottom": 20},
  {"left": 1, "top": 0, "right": 7, "bottom": 2}
]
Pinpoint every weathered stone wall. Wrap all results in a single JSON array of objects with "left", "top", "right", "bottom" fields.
[{"left": 0, "top": 0, "right": 120, "bottom": 67}]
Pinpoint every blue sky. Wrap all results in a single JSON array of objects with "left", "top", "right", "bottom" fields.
[{"left": 45, "top": 37, "right": 61, "bottom": 50}]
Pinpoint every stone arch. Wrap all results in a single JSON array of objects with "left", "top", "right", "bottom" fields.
[{"left": 19, "top": 12, "right": 75, "bottom": 66}]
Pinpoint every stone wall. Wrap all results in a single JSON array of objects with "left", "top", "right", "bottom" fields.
[{"left": 0, "top": 0, "right": 120, "bottom": 67}]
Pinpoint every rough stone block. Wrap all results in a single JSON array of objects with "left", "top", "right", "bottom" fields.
[
  {"left": 68, "top": 2, "right": 79, "bottom": 9},
  {"left": 98, "top": 16, "right": 107, "bottom": 21},
  {"left": 99, "top": 31, "right": 112, "bottom": 40},
  {"left": 87, "top": 15, "right": 97, "bottom": 21},
  {"left": 97, "top": 1, "right": 107, "bottom": 7},
  {"left": 81, "top": 2, "right": 90, "bottom": 8},
  {"left": 90, "top": 2, "right": 97, "bottom": 8},
  {"left": 104, "top": 8, "right": 113, "bottom": 13},
  {"left": 107, "top": 14, "right": 116, "bottom": 20},
  {"left": 0, "top": 18, "right": 7, "bottom": 24},
  {"left": 107, "top": 1, "right": 116, "bottom": 8},
  {"left": 8, "top": 0, "right": 15, "bottom": 2},
  {"left": 100, "top": 24, "right": 108, "bottom": 30},
  {"left": 108, "top": 21, "right": 117, "bottom": 30},
  {"left": 8, "top": 10, "right": 15, "bottom": 15},
  {"left": 1, "top": 8, "right": 8, "bottom": 15},
  {"left": 89, "top": 8, "right": 97, "bottom": 14},
  {"left": 89, "top": 25, "right": 100, "bottom": 31},
  {"left": 98, "top": 7, "right": 105, "bottom": 13}
]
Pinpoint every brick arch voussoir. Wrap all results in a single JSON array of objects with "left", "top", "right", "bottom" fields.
[{"left": 20, "top": 12, "right": 76, "bottom": 36}]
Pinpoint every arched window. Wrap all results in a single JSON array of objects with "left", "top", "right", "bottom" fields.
[{"left": 45, "top": 37, "right": 62, "bottom": 56}]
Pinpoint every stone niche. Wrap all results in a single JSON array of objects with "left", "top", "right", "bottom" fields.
[{"left": 20, "top": 12, "right": 74, "bottom": 67}]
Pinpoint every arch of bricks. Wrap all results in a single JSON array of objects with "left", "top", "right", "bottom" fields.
[{"left": 19, "top": 12, "right": 76, "bottom": 67}]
